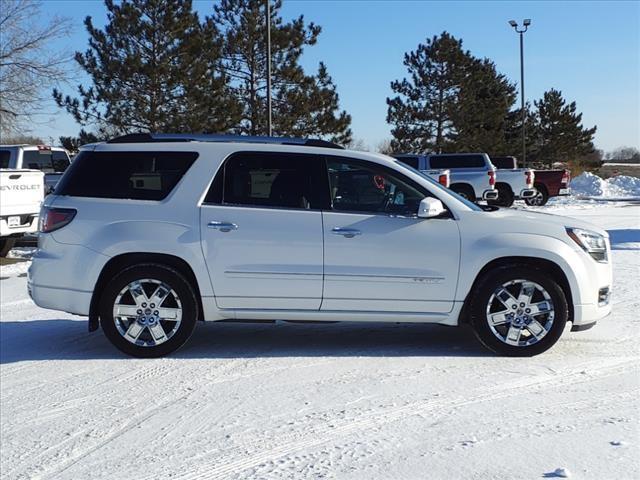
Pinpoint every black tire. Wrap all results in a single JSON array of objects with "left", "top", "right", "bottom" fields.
[
  {"left": 0, "top": 238, "right": 17, "bottom": 257},
  {"left": 99, "top": 263, "right": 198, "bottom": 358},
  {"left": 450, "top": 184, "right": 476, "bottom": 202},
  {"left": 468, "top": 266, "right": 568, "bottom": 356},
  {"left": 525, "top": 184, "right": 549, "bottom": 206},
  {"left": 488, "top": 184, "right": 514, "bottom": 208}
]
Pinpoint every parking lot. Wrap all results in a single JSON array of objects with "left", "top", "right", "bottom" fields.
[{"left": 1, "top": 201, "right": 638, "bottom": 480}]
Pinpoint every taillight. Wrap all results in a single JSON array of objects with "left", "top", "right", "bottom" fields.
[
  {"left": 438, "top": 173, "right": 449, "bottom": 187},
  {"left": 488, "top": 170, "right": 496, "bottom": 187},
  {"left": 39, "top": 207, "right": 76, "bottom": 233},
  {"left": 561, "top": 170, "right": 570, "bottom": 186},
  {"left": 525, "top": 170, "right": 534, "bottom": 187}
]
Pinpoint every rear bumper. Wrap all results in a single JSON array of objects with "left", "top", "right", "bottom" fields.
[
  {"left": 518, "top": 188, "right": 537, "bottom": 199},
  {"left": 558, "top": 188, "right": 571, "bottom": 196},
  {"left": 27, "top": 281, "right": 92, "bottom": 316},
  {"left": 482, "top": 189, "right": 498, "bottom": 201},
  {"left": 0, "top": 215, "right": 38, "bottom": 237},
  {"left": 27, "top": 234, "right": 109, "bottom": 316}
]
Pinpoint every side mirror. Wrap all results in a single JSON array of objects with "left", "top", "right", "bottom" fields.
[{"left": 418, "top": 197, "right": 445, "bottom": 218}]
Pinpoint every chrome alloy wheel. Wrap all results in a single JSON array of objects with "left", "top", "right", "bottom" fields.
[
  {"left": 527, "top": 192, "right": 544, "bottom": 206},
  {"left": 113, "top": 279, "right": 183, "bottom": 347},
  {"left": 486, "top": 279, "right": 555, "bottom": 347}
]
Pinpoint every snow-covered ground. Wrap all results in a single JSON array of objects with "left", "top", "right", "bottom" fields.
[{"left": 1, "top": 202, "right": 639, "bottom": 480}]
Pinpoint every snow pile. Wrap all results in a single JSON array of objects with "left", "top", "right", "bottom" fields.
[{"left": 570, "top": 172, "right": 640, "bottom": 198}]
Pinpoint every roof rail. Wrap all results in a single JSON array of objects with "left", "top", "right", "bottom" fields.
[{"left": 106, "top": 133, "right": 344, "bottom": 149}]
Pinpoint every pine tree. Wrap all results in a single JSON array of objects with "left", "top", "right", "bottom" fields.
[
  {"left": 453, "top": 58, "right": 516, "bottom": 154},
  {"left": 59, "top": 129, "right": 101, "bottom": 153},
  {"left": 53, "top": 0, "right": 240, "bottom": 134},
  {"left": 533, "top": 89, "right": 597, "bottom": 167},
  {"left": 211, "top": 0, "right": 351, "bottom": 143},
  {"left": 505, "top": 102, "right": 538, "bottom": 162},
  {"left": 386, "top": 32, "right": 471, "bottom": 153}
]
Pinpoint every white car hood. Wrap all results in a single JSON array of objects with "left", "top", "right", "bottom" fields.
[{"left": 461, "top": 208, "right": 608, "bottom": 239}]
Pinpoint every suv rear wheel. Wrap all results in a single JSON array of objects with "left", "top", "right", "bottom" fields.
[
  {"left": 468, "top": 266, "right": 568, "bottom": 356},
  {"left": 100, "top": 264, "right": 198, "bottom": 357}
]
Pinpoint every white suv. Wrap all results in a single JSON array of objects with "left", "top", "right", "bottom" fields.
[{"left": 28, "top": 134, "right": 612, "bottom": 357}]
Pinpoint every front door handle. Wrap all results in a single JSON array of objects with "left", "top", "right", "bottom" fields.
[
  {"left": 208, "top": 221, "right": 238, "bottom": 232},
  {"left": 332, "top": 227, "right": 361, "bottom": 238}
]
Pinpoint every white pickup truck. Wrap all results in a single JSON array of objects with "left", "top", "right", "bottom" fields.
[
  {"left": 394, "top": 153, "right": 499, "bottom": 202},
  {"left": 0, "top": 169, "right": 45, "bottom": 256},
  {"left": 0, "top": 144, "right": 71, "bottom": 194},
  {"left": 395, "top": 153, "right": 536, "bottom": 206},
  {"left": 392, "top": 155, "right": 450, "bottom": 188}
]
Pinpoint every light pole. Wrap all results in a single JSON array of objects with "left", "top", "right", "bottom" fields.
[
  {"left": 266, "top": 0, "right": 272, "bottom": 136},
  {"left": 509, "top": 18, "right": 531, "bottom": 166}
]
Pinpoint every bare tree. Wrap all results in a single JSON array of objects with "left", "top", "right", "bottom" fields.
[
  {"left": 344, "top": 137, "right": 369, "bottom": 151},
  {"left": 0, "top": 0, "right": 72, "bottom": 137},
  {"left": 376, "top": 138, "right": 395, "bottom": 155}
]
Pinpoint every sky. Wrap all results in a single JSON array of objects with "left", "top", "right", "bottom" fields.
[{"left": 34, "top": 0, "right": 640, "bottom": 152}]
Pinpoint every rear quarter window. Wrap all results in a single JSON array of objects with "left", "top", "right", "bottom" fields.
[
  {"left": 429, "top": 155, "right": 486, "bottom": 169},
  {"left": 54, "top": 150, "right": 198, "bottom": 200}
]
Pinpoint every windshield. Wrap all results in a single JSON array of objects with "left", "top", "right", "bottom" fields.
[{"left": 393, "top": 160, "right": 483, "bottom": 211}]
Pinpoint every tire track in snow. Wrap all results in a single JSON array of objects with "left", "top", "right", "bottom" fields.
[
  {"left": 169, "top": 356, "right": 638, "bottom": 480},
  {"left": 11, "top": 356, "right": 341, "bottom": 480}
]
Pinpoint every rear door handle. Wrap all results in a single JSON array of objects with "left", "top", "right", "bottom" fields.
[
  {"left": 332, "top": 227, "right": 361, "bottom": 238},
  {"left": 208, "top": 221, "right": 238, "bottom": 232}
]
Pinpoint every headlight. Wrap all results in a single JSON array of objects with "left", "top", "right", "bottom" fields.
[{"left": 566, "top": 227, "right": 608, "bottom": 263}]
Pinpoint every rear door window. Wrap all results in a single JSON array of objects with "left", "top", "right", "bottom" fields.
[
  {"left": 54, "top": 151, "right": 198, "bottom": 200},
  {"left": 204, "top": 152, "right": 327, "bottom": 210},
  {"left": 429, "top": 155, "right": 486, "bottom": 169}
]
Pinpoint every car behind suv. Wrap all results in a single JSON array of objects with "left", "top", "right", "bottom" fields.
[{"left": 29, "top": 134, "right": 612, "bottom": 357}]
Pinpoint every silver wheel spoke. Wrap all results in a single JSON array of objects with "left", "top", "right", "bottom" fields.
[
  {"left": 114, "top": 305, "right": 140, "bottom": 317},
  {"left": 495, "top": 288, "right": 518, "bottom": 310},
  {"left": 125, "top": 322, "right": 145, "bottom": 342},
  {"left": 148, "top": 324, "right": 168, "bottom": 343},
  {"left": 489, "top": 311, "right": 510, "bottom": 326},
  {"left": 529, "top": 301, "right": 552, "bottom": 316},
  {"left": 505, "top": 325, "right": 522, "bottom": 345},
  {"left": 157, "top": 307, "right": 180, "bottom": 320},
  {"left": 518, "top": 282, "right": 535, "bottom": 305},
  {"left": 149, "top": 284, "right": 170, "bottom": 307},
  {"left": 526, "top": 320, "right": 547, "bottom": 340},
  {"left": 128, "top": 281, "right": 148, "bottom": 306}
]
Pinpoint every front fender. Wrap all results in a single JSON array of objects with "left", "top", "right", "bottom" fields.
[{"left": 456, "top": 233, "right": 588, "bottom": 305}]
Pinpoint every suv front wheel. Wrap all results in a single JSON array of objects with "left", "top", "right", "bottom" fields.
[
  {"left": 100, "top": 264, "right": 198, "bottom": 357},
  {"left": 468, "top": 266, "right": 568, "bottom": 356}
]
